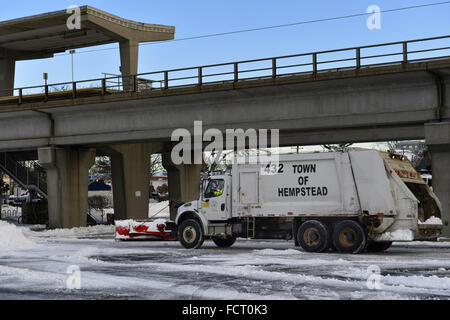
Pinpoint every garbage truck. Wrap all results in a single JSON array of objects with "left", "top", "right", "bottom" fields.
[{"left": 173, "top": 149, "right": 444, "bottom": 254}]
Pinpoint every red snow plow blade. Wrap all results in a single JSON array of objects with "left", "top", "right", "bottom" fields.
[{"left": 115, "top": 219, "right": 177, "bottom": 241}]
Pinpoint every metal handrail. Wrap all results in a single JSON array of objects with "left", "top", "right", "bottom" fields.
[{"left": 1, "top": 35, "right": 449, "bottom": 103}]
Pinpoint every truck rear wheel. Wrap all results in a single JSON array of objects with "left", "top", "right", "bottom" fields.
[
  {"left": 178, "top": 219, "right": 204, "bottom": 249},
  {"left": 366, "top": 241, "right": 392, "bottom": 253},
  {"left": 332, "top": 220, "right": 367, "bottom": 254},
  {"left": 297, "top": 220, "right": 330, "bottom": 253},
  {"left": 212, "top": 236, "right": 236, "bottom": 248}
]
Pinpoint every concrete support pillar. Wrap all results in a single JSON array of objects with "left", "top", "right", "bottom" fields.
[
  {"left": 162, "top": 153, "right": 203, "bottom": 220},
  {"left": 119, "top": 40, "right": 139, "bottom": 91},
  {"left": 0, "top": 57, "right": 15, "bottom": 97},
  {"left": 109, "top": 143, "right": 156, "bottom": 220},
  {"left": 38, "top": 147, "right": 96, "bottom": 229},
  {"left": 425, "top": 121, "right": 450, "bottom": 237}
]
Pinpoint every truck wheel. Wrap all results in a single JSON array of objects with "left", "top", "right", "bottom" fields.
[
  {"left": 178, "top": 219, "right": 204, "bottom": 249},
  {"left": 366, "top": 241, "right": 392, "bottom": 253},
  {"left": 297, "top": 220, "right": 330, "bottom": 253},
  {"left": 212, "top": 236, "right": 236, "bottom": 248},
  {"left": 332, "top": 220, "right": 367, "bottom": 254}
]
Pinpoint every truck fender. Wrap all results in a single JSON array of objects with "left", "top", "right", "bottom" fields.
[
  {"left": 176, "top": 210, "right": 208, "bottom": 234},
  {"left": 372, "top": 217, "right": 395, "bottom": 234}
]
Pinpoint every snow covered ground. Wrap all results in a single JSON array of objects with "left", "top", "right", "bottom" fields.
[{"left": 0, "top": 220, "right": 450, "bottom": 300}]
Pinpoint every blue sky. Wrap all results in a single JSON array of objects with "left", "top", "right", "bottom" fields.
[{"left": 3, "top": 0, "right": 450, "bottom": 88}]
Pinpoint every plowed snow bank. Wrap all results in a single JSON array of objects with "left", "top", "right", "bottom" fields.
[{"left": 0, "top": 221, "right": 37, "bottom": 253}]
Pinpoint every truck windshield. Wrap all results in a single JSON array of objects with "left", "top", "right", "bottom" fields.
[{"left": 204, "top": 179, "right": 225, "bottom": 198}]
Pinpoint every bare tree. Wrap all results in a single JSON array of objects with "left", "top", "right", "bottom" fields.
[
  {"left": 203, "top": 148, "right": 274, "bottom": 172},
  {"left": 203, "top": 150, "right": 232, "bottom": 172},
  {"left": 150, "top": 154, "right": 164, "bottom": 176},
  {"left": 90, "top": 156, "right": 111, "bottom": 175},
  {"left": 385, "top": 141, "right": 400, "bottom": 151},
  {"left": 322, "top": 143, "right": 353, "bottom": 152}
]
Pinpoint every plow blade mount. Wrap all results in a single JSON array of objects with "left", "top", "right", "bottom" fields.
[{"left": 115, "top": 219, "right": 177, "bottom": 241}]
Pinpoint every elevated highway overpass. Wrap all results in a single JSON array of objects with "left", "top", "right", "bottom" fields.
[{"left": 0, "top": 56, "right": 448, "bottom": 150}]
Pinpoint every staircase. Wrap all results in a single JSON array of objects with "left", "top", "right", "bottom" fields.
[{"left": 0, "top": 153, "right": 47, "bottom": 198}]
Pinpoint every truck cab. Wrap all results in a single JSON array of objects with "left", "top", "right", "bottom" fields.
[
  {"left": 176, "top": 174, "right": 234, "bottom": 248},
  {"left": 199, "top": 175, "right": 232, "bottom": 221}
]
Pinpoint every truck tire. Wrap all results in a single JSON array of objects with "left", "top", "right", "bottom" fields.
[
  {"left": 212, "top": 236, "right": 236, "bottom": 248},
  {"left": 297, "top": 220, "right": 330, "bottom": 253},
  {"left": 366, "top": 241, "right": 392, "bottom": 253},
  {"left": 332, "top": 220, "right": 367, "bottom": 254},
  {"left": 178, "top": 219, "right": 204, "bottom": 249}
]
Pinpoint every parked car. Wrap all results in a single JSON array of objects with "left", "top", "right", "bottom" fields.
[
  {"left": 8, "top": 192, "right": 44, "bottom": 207},
  {"left": 8, "top": 195, "right": 26, "bottom": 206}
]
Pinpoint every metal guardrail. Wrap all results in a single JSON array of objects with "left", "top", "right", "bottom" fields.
[
  {"left": 0, "top": 207, "right": 21, "bottom": 220},
  {"left": 1, "top": 35, "right": 450, "bottom": 104}
]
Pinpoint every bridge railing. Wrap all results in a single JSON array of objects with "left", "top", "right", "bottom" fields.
[{"left": 1, "top": 35, "right": 449, "bottom": 104}]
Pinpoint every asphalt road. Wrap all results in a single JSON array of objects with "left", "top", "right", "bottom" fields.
[{"left": 0, "top": 225, "right": 449, "bottom": 300}]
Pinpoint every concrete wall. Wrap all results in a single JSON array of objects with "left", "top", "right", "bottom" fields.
[{"left": 425, "top": 122, "right": 450, "bottom": 237}]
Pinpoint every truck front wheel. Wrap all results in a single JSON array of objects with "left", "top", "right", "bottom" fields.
[
  {"left": 332, "top": 220, "right": 367, "bottom": 254},
  {"left": 297, "top": 220, "right": 330, "bottom": 253},
  {"left": 212, "top": 236, "right": 236, "bottom": 248},
  {"left": 178, "top": 219, "right": 204, "bottom": 249}
]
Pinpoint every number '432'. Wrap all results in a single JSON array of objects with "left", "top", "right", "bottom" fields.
[{"left": 264, "top": 163, "right": 284, "bottom": 174}]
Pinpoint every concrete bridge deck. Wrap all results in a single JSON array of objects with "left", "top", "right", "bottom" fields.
[{"left": 0, "top": 55, "right": 448, "bottom": 151}]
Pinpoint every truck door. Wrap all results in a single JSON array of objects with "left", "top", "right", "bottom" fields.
[
  {"left": 239, "top": 171, "right": 259, "bottom": 204},
  {"left": 202, "top": 178, "right": 228, "bottom": 220}
]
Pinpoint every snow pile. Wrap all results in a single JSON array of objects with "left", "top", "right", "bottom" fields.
[
  {"left": 115, "top": 218, "right": 167, "bottom": 232},
  {"left": 393, "top": 241, "right": 450, "bottom": 248},
  {"left": 375, "top": 229, "right": 414, "bottom": 241},
  {"left": 33, "top": 224, "right": 115, "bottom": 238},
  {"left": 0, "top": 221, "right": 37, "bottom": 253},
  {"left": 115, "top": 218, "right": 168, "bottom": 240},
  {"left": 419, "top": 216, "right": 443, "bottom": 225}
]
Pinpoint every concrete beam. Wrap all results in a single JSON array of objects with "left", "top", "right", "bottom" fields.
[
  {"left": 119, "top": 39, "right": 139, "bottom": 90},
  {"left": 38, "top": 147, "right": 95, "bottom": 229},
  {"left": 425, "top": 121, "right": 450, "bottom": 237},
  {"left": 0, "top": 57, "right": 15, "bottom": 97}
]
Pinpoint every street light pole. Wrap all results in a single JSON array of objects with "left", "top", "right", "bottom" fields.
[{"left": 70, "top": 50, "right": 76, "bottom": 83}]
